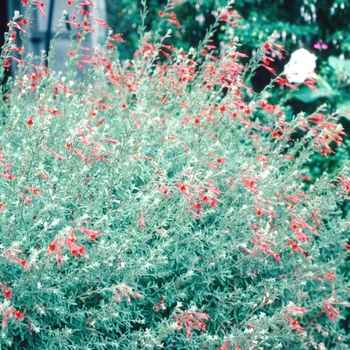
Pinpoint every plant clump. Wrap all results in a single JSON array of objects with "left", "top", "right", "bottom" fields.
[{"left": 0, "top": 0, "right": 349, "bottom": 349}]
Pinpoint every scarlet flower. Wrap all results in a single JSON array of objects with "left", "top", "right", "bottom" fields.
[
  {"left": 26, "top": 114, "right": 34, "bottom": 126},
  {"left": 19, "top": 191, "right": 32, "bottom": 205},
  {"left": 57, "top": 246, "right": 62, "bottom": 265},
  {"left": 47, "top": 147, "right": 63, "bottom": 160},
  {"left": 323, "top": 302, "right": 339, "bottom": 321},
  {"left": 216, "top": 157, "right": 225, "bottom": 165},
  {"left": 0, "top": 173, "right": 14, "bottom": 181},
  {"left": 1, "top": 284, "right": 12, "bottom": 299},
  {"left": 205, "top": 162, "right": 218, "bottom": 170},
  {"left": 285, "top": 306, "right": 309, "bottom": 314},
  {"left": 140, "top": 209, "right": 145, "bottom": 229},
  {"left": 189, "top": 201, "right": 204, "bottom": 213},
  {"left": 73, "top": 149, "right": 90, "bottom": 163},
  {"left": 79, "top": 226, "right": 101, "bottom": 241},
  {"left": 12, "top": 308, "right": 24, "bottom": 320},
  {"left": 66, "top": 239, "right": 85, "bottom": 257},
  {"left": 188, "top": 209, "right": 201, "bottom": 219},
  {"left": 324, "top": 271, "right": 335, "bottom": 282},
  {"left": 286, "top": 239, "right": 308, "bottom": 257},
  {"left": 241, "top": 246, "right": 256, "bottom": 256},
  {"left": 252, "top": 205, "right": 262, "bottom": 217},
  {"left": 242, "top": 178, "right": 258, "bottom": 195},
  {"left": 154, "top": 182, "right": 169, "bottom": 196},
  {"left": 68, "top": 229, "right": 77, "bottom": 242},
  {"left": 284, "top": 314, "right": 304, "bottom": 332},
  {"left": 23, "top": 186, "right": 39, "bottom": 195},
  {"left": 176, "top": 182, "right": 191, "bottom": 196},
  {"left": 109, "top": 33, "right": 124, "bottom": 42},
  {"left": 234, "top": 343, "right": 242, "bottom": 350},
  {"left": 250, "top": 223, "right": 259, "bottom": 233},
  {"left": 339, "top": 176, "right": 350, "bottom": 193},
  {"left": 33, "top": 0, "right": 46, "bottom": 18},
  {"left": 100, "top": 138, "right": 119, "bottom": 145},
  {"left": 4, "top": 59, "right": 11, "bottom": 70},
  {"left": 10, "top": 254, "right": 28, "bottom": 269},
  {"left": 312, "top": 275, "right": 324, "bottom": 283},
  {"left": 48, "top": 238, "right": 59, "bottom": 253},
  {"left": 156, "top": 297, "right": 163, "bottom": 312}
]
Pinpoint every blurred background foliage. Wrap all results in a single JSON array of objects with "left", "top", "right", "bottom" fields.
[{"left": 106, "top": 0, "right": 350, "bottom": 180}]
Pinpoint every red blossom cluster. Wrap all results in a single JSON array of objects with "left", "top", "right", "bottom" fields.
[{"left": 174, "top": 309, "right": 210, "bottom": 339}]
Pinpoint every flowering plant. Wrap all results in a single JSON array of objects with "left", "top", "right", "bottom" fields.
[
  {"left": 0, "top": 0, "right": 349, "bottom": 349},
  {"left": 283, "top": 48, "right": 317, "bottom": 83}
]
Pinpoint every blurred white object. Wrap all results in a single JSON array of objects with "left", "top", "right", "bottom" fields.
[{"left": 283, "top": 48, "right": 317, "bottom": 83}]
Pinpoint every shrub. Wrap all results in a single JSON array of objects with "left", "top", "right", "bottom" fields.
[{"left": 0, "top": 0, "right": 349, "bottom": 349}]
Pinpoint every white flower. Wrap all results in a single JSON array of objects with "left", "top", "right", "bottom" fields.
[{"left": 283, "top": 48, "right": 317, "bottom": 83}]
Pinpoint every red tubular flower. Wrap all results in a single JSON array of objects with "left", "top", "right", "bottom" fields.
[
  {"left": 241, "top": 178, "right": 258, "bottom": 195},
  {"left": 154, "top": 182, "right": 169, "bottom": 196},
  {"left": 241, "top": 246, "right": 256, "bottom": 256},
  {"left": 190, "top": 201, "right": 204, "bottom": 213},
  {"left": 26, "top": 114, "right": 34, "bottom": 126},
  {"left": 285, "top": 307, "right": 309, "bottom": 314},
  {"left": 175, "top": 310, "right": 210, "bottom": 339},
  {"left": 312, "top": 275, "right": 324, "bottom": 283},
  {"left": 1, "top": 284, "right": 12, "bottom": 299},
  {"left": 140, "top": 209, "right": 145, "bottom": 229},
  {"left": 19, "top": 192, "right": 32, "bottom": 205},
  {"left": 33, "top": 0, "right": 46, "bottom": 18},
  {"left": 57, "top": 245, "right": 63, "bottom": 266},
  {"left": 286, "top": 239, "right": 308, "bottom": 257},
  {"left": 68, "top": 230, "right": 77, "bottom": 242},
  {"left": 250, "top": 223, "right": 259, "bottom": 233},
  {"left": 2, "top": 311, "right": 8, "bottom": 328},
  {"left": 100, "top": 138, "right": 120, "bottom": 145},
  {"left": 324, "top": 271, "right": 335, "bottom": 282},
  {"left": 339, "top": 176, "right": 350, "bottom": 193},
  {"left": 252, "top": 205, "right": 263, "bottom": 217},
  {"left": 234, "top": 343, "right": 242, "bottom": 350},
  {"left": 205, "top": 162, "right": 219, "bottom": 170},
  {"left": 79, "top": 225, "right": 101, "bottom": 241},
  {"left": 188, "top": 209, "right": 201, "bottom": 219},
  {"left": 176, "top": 182, "right": 191, "bottom": 196},
  {"left": 12, "top": 308, "right": 24, "bottom": 320},
  {"left": 218, "top": 340, "right": 229, "bottom": 350},
  {"left": 73, "top": 149, "right": 90, "bottom": 163},
  {"left": 323, "top": 302, "right": 339, "bottom": 321},
  {"left": 0, "top": 173, "right": 14, "bottom": 181},
  {"left": 48, "top": 238, "right": 59, "bottom": 253},
  {"left": 23, "top": 186, "right": 39, "bottom": 195},
  {"left": 284, "top": 314, "right": 304, "bottom": 332},
  {"left": 47, "top": 147, "right": 63, "bottom": 161},
  {"left": 66, "top": 239, "right": 80, "bottom": 257}
]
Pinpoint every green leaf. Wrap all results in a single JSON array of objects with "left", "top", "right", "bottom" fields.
[
  {"left": 328, "top": 55, "right": 350, "bottom": 75},
  {"left": 338, "top": 100, "right": 350, "bottom": 118},
  {"left": 344, "top": 60, "right": 350, "bottom": 75},
  {"left": 328, "top": 56, "right": 341, "bottom": 70},
  {"left": 292, "top": 86, "right": 338, "bottom": 103}
]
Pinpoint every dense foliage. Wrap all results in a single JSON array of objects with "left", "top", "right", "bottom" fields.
[{"left": 0, "top": 0, "right": 349, "bottom": 349}]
